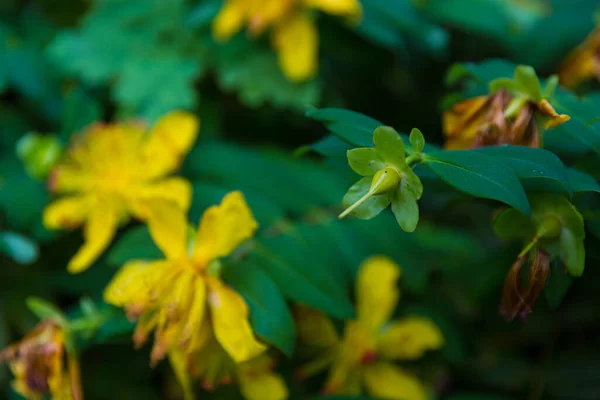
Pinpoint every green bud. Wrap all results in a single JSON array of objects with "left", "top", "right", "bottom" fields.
[
  {"left": 537, "top": 216, "right": 562, "bottom": 239},
  {"left": 16, "top": 133, "right": 62, "bottom": 179},
  {"left": 409, "top": 128, "right": 425, "bottom": 153},
  {"left": 369, "top": 167, "right": 401, "bottom": 195}
]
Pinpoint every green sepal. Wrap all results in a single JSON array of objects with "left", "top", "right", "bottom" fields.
[
  {"left": 347, "top": 147, "right": 386, "bottom": 176},
  {"left": 342, "top": 177, "right": 392, "bottom": 219},
  {"left": 409, "top": 128, "right": 425, "bottom": 153}
]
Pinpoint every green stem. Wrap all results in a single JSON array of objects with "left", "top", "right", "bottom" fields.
[{"left": 405, "top": 153, "right": 422, "bottom": 167}]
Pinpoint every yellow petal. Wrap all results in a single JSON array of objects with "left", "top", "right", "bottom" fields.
[
  {"left": 193, "top": 191, "right": 258, "bottom": 265},
  {"left": 137, "top": 177, "right": 192, "bottom": 212},
  {"left": 272, "top": 12, "right": 318, "bottom": 82},
  {"left": 302, "top": 0, "right": 362, "bottom": 19},
  {"left": 363, "top": 362, "right": 428, "bottom": 400},
  {"left": 377, "top": 317, "right": 444, "bottom": 360},
  {"left": 180, "top": 277, "right": 207, "bottom": 353},
  {"left": 133, "top": 199, "right": 188, "bottom": 260},
  {"left": 213, "top": 0, "right": 247, "bottom": 42},
  {"left": 43, "top": 195, "right": 93, "bottom": 230},
  {"left": 239, "top": 370, "right": 288, "bottom": 400},
  {"left": 559, "top": 28, "right": 600, "bottom": 88},
  {"left": 103, "top": 260, "right": 160, "bottom": 308},
  {"left": 295, "top": 306, "right": 340, "bottom": 348},
  {"left": 143, "top": 111, "right": 200, "bottom": 178},
  {"left": 48, "top": 165, "right": 92, "bottom": 194},
  {"left": 67, "top": 197, "right": 122, "bottom": 273},
  {"left": 356, "top": 255, "right": 400, "bottom": 332},
  {"left": 169, "top": 350, "right": 194, "bottom": 400},
  {"left": 207, "top": 278, "right": 266, "bottom": 363}
]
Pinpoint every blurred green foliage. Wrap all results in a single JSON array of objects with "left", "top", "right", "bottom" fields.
[{"left": 2, "top": 0, "right": 600, "bottom": 399}]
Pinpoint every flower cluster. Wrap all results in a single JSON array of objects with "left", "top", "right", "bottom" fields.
[{"left": 212, "top": 0, "right": 362, "bottom": 82}]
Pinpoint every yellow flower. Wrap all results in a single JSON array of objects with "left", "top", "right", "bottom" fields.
[
  {"left": 212, "top": 0, "right": 361, "bottom": 82},
  {"left": 0, "top": 320, "right": 83, "bottom": 400},
  {"left": 296, "top": 256, "right": 443, "bottom": 400},
  {"left": 103, "top": 191, "right": 266, "bottom": 368},
  {"left": 173, "top": 331, "right": 287, "bottom": 400},
  {"left": 43, "top": 111, "right": 199, "bottom": 273},
  {"left": 443, "top": 90, "right": 569, "bottom": 149},
  {"left": 559, "top": 27, "right": 600, "bottom": 88}
]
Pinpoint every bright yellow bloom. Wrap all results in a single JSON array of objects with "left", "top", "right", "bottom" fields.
[
  {"left": 297, "top": 256, "right": 443, "bottom": 400},
  {"left": 43, "top": 111, "right": 199, "bottom": 273},
  {"left": 559, "top": 27, "right": 600, "bottom": 88},
  {"left": 104, "top": 191, "right": 266, "bottom": 368},
  {"left": 0, "top": 321, "right": 83, "bottom": 400},
  {"left": 212, "top": 0, "right": 361, "bottom": 82}
]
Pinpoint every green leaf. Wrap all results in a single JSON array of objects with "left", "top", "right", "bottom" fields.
[
  {"left": 545, "top": 260, "right": 573, "bottom": 309},
  {"left": 59, "top": 86, "right": 101, "bottom": 142},
  {"left": 306, "top": 107, "right": 383, "bottom": 147},
  {"left": 566, "top": 168, "right": 600, "bottom": 194},
  {"left": 215, "top": 36, "right": 320, "bottom": 110},
  {"left": 309, "top": 135, "right": 354, "bottom": 158},
  {"left": 425, "top": 150, "right": 530, "bottom": 214},
  {"left": 251, "top": 236, "right": 354, "bottom": 319},
  {"left": 358, "top": 0, "right": 449, "bottom": 57},
  {"left": 493, "top": 208, "right": 535, "bottom": 240},
  {"left": 47, "top": 0, "right": 207, "bottom": 121},
  {"left": 0, "top": 231, "right": 39, "bottom": 264},
  {"left": 26, "top": 297, "right": 68, "bottom": 326},
  {"left": 223, "top": 259, "right": 295, "bottom": 356},
  {"left": 476, "top": 146, "right": 571, "bottom": 196},
  {"left": 546, "top": 89, "right": 600, "bottom": 157},
  {"left": 107, "top": 226, "right": 163, "bottom": 266}
]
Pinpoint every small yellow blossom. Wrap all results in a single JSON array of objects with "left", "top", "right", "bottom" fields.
[
  {"left": 559, "top": 27, "right": 600, "bottom": 88},
  {"left": 297, "top": 256, "right": 443, "bottom": 400},
  {"left": 212, "top": 0, "right": 361, "bottom": 82},
  {"left": 104, "top": 191, "right": 266, "bottom": 368},
  {"left": 43, "top": 111, "right": 199, "bottom": 273},
  {"left": 443, "top": 90, "right": 569, "bottom": 149},
  {"left": 0, "top": 320, "right": 83, "bottom": 400}
]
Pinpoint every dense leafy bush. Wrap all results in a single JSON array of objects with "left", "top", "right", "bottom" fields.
[{"left": 1, "top": 1, "right": 600, "bottom": 400}]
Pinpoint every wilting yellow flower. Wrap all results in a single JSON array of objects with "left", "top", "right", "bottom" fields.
[
  {"left": 0, "top": 320, "right": 82, "bottom": 400},
  {"left": 212, "top": 0, "right": 361, "bottom": 82},
  {"left": 43, "top": 111, "right": 199, "bottom": 273},
  {"left": 104, "top": 191, "right": 266, "bottom": 368},
  {"left": 297, "top": 256, "right": 443, "bottom": 400},
  {"left": 559, "top": 27, "right": 600, "bottom": 88},
  {"left": 443, "top": 90, "right": 569, "bottom": 149}
]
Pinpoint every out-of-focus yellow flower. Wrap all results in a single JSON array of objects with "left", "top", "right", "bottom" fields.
[
  {"left": 212, "top": 0, "right": 361, "bottom": 82},
  {"left": 296, "top": 256, "right": 443, "bottom": 400},
  {"left": 559, "top": 27, "right": 600, "bottom": 89},
  {"left": 443, "top": 90, "right": 569, "bottom": 149},
  {"left": 174, "top": 331, "right": 287, "bottom": 400},
  {"left": 43, "top": 111, "right": 199, "bottom": 273},
  {"left": 0, "top": 321, "right": 82, "bottom": 400},
  {"left": 104, "top": 191, "right": 266, "bottom": 369}
]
